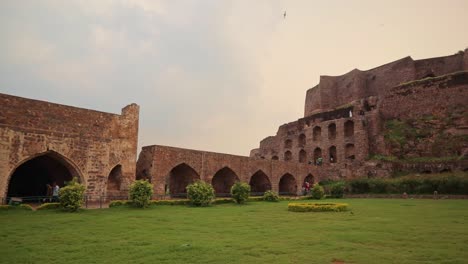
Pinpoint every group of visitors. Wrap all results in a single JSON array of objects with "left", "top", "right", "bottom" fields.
[{"left": 45, "top": 182, "right": 60, "bottom": 202}]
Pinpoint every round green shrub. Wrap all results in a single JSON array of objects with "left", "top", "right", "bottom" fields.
[
  {"left": 187, "top": 180, "right": 215, "bottom": 207},
  {"left": 230, "top": 182, "right": 250, "bottom": 204},
  {"left": 263, "top": 190, "right": 279, "bottom": 202},
  {"left": 129, "top": 180, "right": 153, "bottom": 208},
  {"left": 310, "top": 184, "right": 325, "bottom": 200},
  {"left": 59, "top": 178, "right": 86, "bottom": 212},
  {"left": 330, "top": 182, "right": 345, "bottom": 198}
]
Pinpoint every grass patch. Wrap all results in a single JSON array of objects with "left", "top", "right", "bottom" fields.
[{"left": 1, "top": 199, "right": 468, "bottom": 263}]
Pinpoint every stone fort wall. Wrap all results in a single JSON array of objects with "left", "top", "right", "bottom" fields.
[{"left": 0, "top": 93, "right": 139, "bottom": 198}]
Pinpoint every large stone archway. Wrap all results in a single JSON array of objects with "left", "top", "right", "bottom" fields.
[
  {"left": 249, "top": 170, "right": 271, "bottom": 195},
  {"left": 6, "top": 151, "right": 82, "bottom": 198},
  {"left": 279, "top": 173, "right": 297, "bottom": 195},
  {"left": 167, "top": 163, "right": 200, "bottom": 197},
  {"left": 211, "top": 167, "right": 239, "bottom": 197}
]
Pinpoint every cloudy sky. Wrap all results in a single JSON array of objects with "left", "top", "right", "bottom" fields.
[{"left": 1, "top": 0, "right": 467, "bottom": 156}]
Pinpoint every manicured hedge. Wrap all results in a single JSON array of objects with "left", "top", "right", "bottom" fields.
[
  {"left": 0, "top": 204, "right": 34, "bottom": 211},
  {"left": 347, "top": 173, "right": 468, "bottom": 194},
  {"left": 288, "top": 203, "right": 348, "bottom": 212}
]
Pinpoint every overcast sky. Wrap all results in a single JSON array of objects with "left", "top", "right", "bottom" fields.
[{"left": 1, "top": 0, "right": 467, "bottom": 156}]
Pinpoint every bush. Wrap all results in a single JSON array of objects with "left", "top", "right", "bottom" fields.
[
  {"left": 0, "top": 205, "right": 11, "bottom": 210},
  {"left": 288, "top": 203, "right": 348, "bottom": 212},
  {"left": 0, "top": 204, "right": 34, "bottom": 211},
  {"left": 129, "top": 180, "right": 153, "bottom": 208},
  {"left": 37, "top": 203, "right": 61, "bottom": 210},
  {"left": 231, "top": 182, "right": 251, "bottom": 204},
  {"left": 310, "top": 184, "right": 325, "bottom": 199},
  {"left": 330, "top": 182, "right": 345, "bottom": 198},
  {"left": 263, "top": 190, "right": 279, "bottom": 202},
  {"left": 59, "top": 178, "right": 86, "bottom": 212},
  {"left": 212, "top": 198, "right": 235, "bottom": 205},
  {"left": 187, "top": 180, "right": 215, "bottom": 207}
]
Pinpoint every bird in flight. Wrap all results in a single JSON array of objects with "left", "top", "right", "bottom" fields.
[{"left": 283, "top": 11, "right": 286, "bottom": 19}]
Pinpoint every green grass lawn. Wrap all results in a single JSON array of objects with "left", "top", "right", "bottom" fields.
[{"left": 1, "top": 199, "right": 468, "bottom": 264}]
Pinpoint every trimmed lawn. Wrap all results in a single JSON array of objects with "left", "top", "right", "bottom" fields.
[{"left": 1, "top": 199, "right": 468, "bottom": 264}]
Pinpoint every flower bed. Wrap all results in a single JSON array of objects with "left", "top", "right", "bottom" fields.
[{"left": 288, "top": 202, "right": 348, "bottom": 212}]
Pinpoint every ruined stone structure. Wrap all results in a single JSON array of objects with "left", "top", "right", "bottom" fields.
[
  {"left": 1, "top": 49, "right": 467, "bottom": 200},
  {"left": 136, "top": 145, "right": 323, "bottom": 196},
  {"left": 0, "top": 93, "right": 139, "bottom": 200},
  {"left": 250, "top": 49, "right": 468, "bottom": 178}
]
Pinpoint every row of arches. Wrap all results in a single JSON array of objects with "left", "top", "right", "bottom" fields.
[
  {"left": 284, "top": 120, "right": 355, "bottom": 149},
  {"left": 6, "top": 151, "right": 123, "bottom": 198},
  {"left": 282, "top": 144, "right": 356, "bottom": 163},
  {"left": 166, "top": 163, "right": 315, "bottom": 197}
]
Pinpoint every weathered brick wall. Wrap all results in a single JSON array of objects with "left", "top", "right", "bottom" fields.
[
  {"left": 304, "top": 51, "right": 466, "bottom": 117},
  {"left": 0, "top": 93, "right": 139, "bottom": 198},
  {"left": 136, "top": 145, "right": 342, "bottom": 196}
]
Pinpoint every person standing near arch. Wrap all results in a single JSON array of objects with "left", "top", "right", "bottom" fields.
[{"left": 52, "top": 182, "right": 60, "bottom": 202}]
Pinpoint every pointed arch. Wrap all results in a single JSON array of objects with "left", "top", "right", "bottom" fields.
[
  {"left": 107, "top": 165, "right": 122, "bottom": 192},
  {"left": 6, "top": 151, "right": 83, "bottom": 198},
  {"left": 249, "top": 170, "right": 271, "bottom": 195},
  {"left": 304, "top": 174, "right": 314, "bottom": 185},
  {"left": 167, "top": 163, "right": 200, "bottom": 197},
  {"left": 211, "top": 167, "right": 239, "bottom": 197},
  {"left": 279, "top": 173, "right": 297, "bottom": 195}
]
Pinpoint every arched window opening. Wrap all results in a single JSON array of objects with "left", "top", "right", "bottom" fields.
[
  {"left": 345, "top": 144, "right": 355, "bottom": 160},
  {"left": 279, "top": 174, "right": 297, "bottom": 195},
  {"left": 167, "top": 163, "right": 200, "bottom": 198},
  {"left": 329, "top": 146, "right": 337, "bottom": 163},
  {"left": 313, "top": 148, "right": 323, "bottom": 165},
  {"left": 299, "top": 149, "right": 307, "bottom": 163},
  {"left": 272, "top": 156, "right": 279, "bottom": 161},
  {"left": 249, "top": 170, "right": 271, "bottom": 195},
  {"left": 344, "top": 120, "right": 354, "bottom": 138},
  {"left": 298, "top": 134, "right": 306, "bottom": 147},
  {"left": 284, "top": 139, "right": 292, "bottom": 149},
  {"left": 284, "top": 151, "right": 292, "bottom": 161},
  {"left": 212, "top": 167, "right": 239, "bottom": 197},
  {"left": 313, "top": 126, "right": 322, "bottom": 141},
  {"left": 328, "top": 123, "right": 337, "bottom": 140}
]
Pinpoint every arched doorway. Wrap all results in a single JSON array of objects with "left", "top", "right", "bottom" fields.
[
  {"left": 249, "top": 170, "right": 271, "bottom": 195},
  {"left": 211, "top": 167, "right": 239, "bottom": 197},
  {"left": 279, "top": 173, "right": 297, "bottom": 195},
  {"left": 304, "top": 174, "right": 314, "bottom": 185},
  {"left": 7, "top": 151, "right": 81, "bottom": 198},
  {"left": 107, "top": 165, "right": 122, "bottom": 195},
  {"left": 167, "top": 163, "right": 200, "bottom": 197}
]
